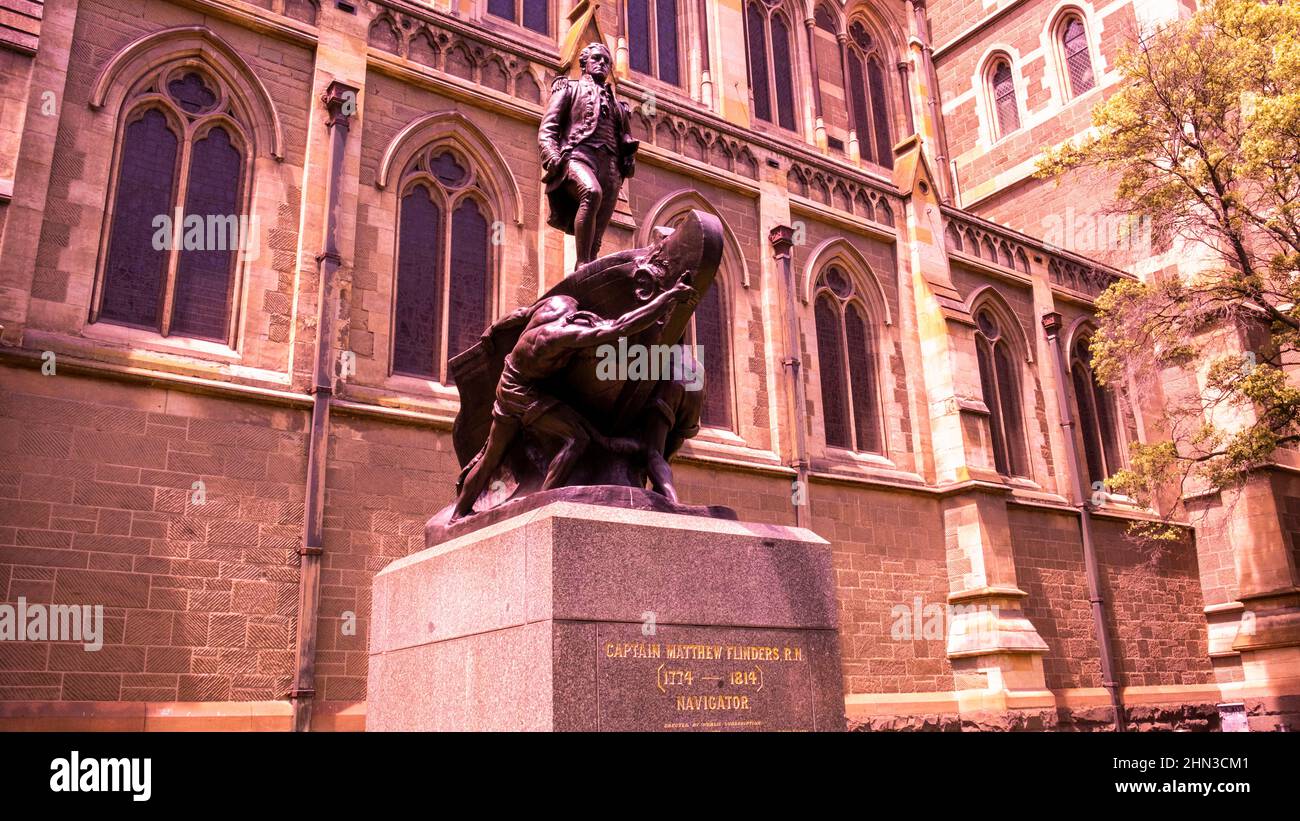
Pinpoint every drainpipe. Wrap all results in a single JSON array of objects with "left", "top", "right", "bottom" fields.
[
  {"left": 770, "top": 226, "right": 810, "bottom": 529},
  {"left": 1042, "top": 311, "right": 1126, "bottom": 732},
  {"left": 289, "top": 80, "right": 358, "bottom": 733}
]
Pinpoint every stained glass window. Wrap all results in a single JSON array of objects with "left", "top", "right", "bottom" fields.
[
  {"left": 974, "top": 308, "right": 1028, "bottom": 476},
  {"left": 1062, "top": 17, "right": 1095, "bottom": 96},
  {"left": 745, "top": 1, "right": 798, "bottom": 132},
  {"left": 392, "top": 148, "right": 492, "bottom": 384},
  {"left": 96, "top": 66, "right": 250, "bottom": 344},
  {"left": 992, "top": 59, "right": 1020, "bottom": 137},
  {"left": 627, "top": 0, "right": 681, "bottom": 86},
  {"left": 814, "top": 266, "right": 883, "bottom": 453}
]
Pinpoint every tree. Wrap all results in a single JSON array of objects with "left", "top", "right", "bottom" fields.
[{"left": 1037, "top": 0, "right": 1300, "bottom": 540}]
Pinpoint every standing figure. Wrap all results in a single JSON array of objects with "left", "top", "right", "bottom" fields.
[{"left": 539, "top": 42, "right": 640, "bottom": 265}]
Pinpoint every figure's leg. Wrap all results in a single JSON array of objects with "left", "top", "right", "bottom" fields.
[
  {"left": 640, "top": 415, "right": 676, "bottom": 502},
  {"left": 452, "top": 416, "right": 520, "bottom": 519},
  {"left": 529, "top": 405, "right": 592, "bottom": 490},
  {"left": 588, "top": 163, "right": 622, "bottom": 260},
  {"left": 563, "top": 161, "right": 603, "bottom": 264},
  {"left": 601, "top": 436, "right": 642, "bottom": 456},
  {"left": 646, "top": 450, "right": 679, "bottom": 505}
]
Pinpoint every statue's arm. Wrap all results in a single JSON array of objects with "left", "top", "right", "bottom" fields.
[
  {"left": 560, "top": 284, "right": 695, "bottom": 348},
  {"left": 538, "top": 80, "right": 570, "bottom": 170}
]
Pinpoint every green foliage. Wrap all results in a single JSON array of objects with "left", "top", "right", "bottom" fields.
[{"left": 1039, "top": 0, "right": 1300, "bottom": 539}]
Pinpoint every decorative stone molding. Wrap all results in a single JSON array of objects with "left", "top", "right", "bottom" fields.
[
  {"left": 787, "top": 160, "right": 896, "bottom": 226},
  {"left": 630, "top": 109, "right": 761, "bottom": 180},
  {"left": 88, "top": 25, "right": 285, "bottom": 160},
  {"left": 944, "top": 213, "right": 1032, "bottom": 275},
  {"left": 1046, "top": 255, "right": 1115, "bottom": 298},
  {"left": 366, "top": 8, "right": 548, "bottom": 105}
]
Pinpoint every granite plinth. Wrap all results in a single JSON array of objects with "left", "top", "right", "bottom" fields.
[
  {"left": 424, "top": 485, "right": 736, "bottom": 547},
  {"left": 367, "top": 501, "right": 845, "bottom": 731}
]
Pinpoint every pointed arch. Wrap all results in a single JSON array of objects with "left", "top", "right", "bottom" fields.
[
  {"left": 389, "top": 142, "right": 499, "bottom": 383},
  {"left": 967, "top": 289, "right": 1033, "bottom": 477},
  {"left": 1047, "top": 4, "right": 1100, "bottom": 99},
  {"left": 945, "top": 221, "right": 964, "bottom": 252},
  {"left": 813, "top": 1, "right": 842, "bottom": 33},
  {"left": 977, "top": 47, "right": 1022, "bottom": 141},
  {"left": 799, "top": 237, "right": 891, "bottom": 327},
  {"left": 640, "top": 188, "right": 751, "bottom": 288},
  {"left": 90, "top": 26, "right": 284, "bottom": 161},
  {"left": 809, "top": 247, "right": 890, "bottom": 456},
  {"left": 639, "top": 190, "right": 745, "bottom": 431},
  {"left": 743, "top": 0, "right": 803, "bottom": 132},
  {"left": 1062, "top": 314, "right": 1097, "bottom": 358},
  {"left": 965, "top": 286, "right": 1033, "bottom": 363},
  {"left": 376, "top": 110, "right": 523, "bottom": 225},
  {"left": 842, "top": 1, "right": 908, "bottom": 58},
  {"left": 1065, "top": 318, "right": 1127, "bottom": 483},
  {"left": 368, "top": 13, "right": 403, "bottom": 54}
]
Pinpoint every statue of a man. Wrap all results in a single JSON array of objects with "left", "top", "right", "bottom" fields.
[{"left": 538, "top": 42, "right": 640, "bottom": 265}]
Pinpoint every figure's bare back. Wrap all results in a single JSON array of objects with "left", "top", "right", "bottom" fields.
[{"left": 509, "top": 319, "right": 585, "bottom": 379}]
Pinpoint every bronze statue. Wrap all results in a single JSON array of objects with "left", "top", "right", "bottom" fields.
[
  {"left": 539, "top": 42, "right": 639, "bottom": 266},
  {"left": 422, "top": 35, "right": 730, "bottom": 541},
  {"left": 452, "top": 282, "right": 698, "bottom": 521},
  {"left": 428, "top": 210, "right": 732, "bottom": 541}
]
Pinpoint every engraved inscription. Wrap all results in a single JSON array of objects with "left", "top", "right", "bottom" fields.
[{"left": 594, "top": 625, "right": 818, "bottom": 731}]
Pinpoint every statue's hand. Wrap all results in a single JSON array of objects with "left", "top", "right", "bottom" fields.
[
  {"left": 542, "top": 145, "right": 568, "bottom": 170},
  {"left": 668, "top": 282, "right": 698, "bottom": 306}
]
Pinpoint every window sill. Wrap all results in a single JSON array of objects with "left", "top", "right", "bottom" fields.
[
  {"left": 988, "top": 129, "right": 1021, "bottom": 148},
  {"left": 1058, "top": 83, "right": 1102, "bottom": 111},
  {"left": 1002, "top": 474, "right": 1043, "bottom": 492},
  {"left": 808, "top": 453, "right": 928, "bottom": 490},
  {"left": 691, "top": 425, "right": 747, "bottom": 448},
  {"left": 24, "top": 326, "right": 292, "bottom": 390},
  {"left": 379, "top": 371, "right": 462, "bottom": 405},
  {"left": 749, "top": 117, "right": 805, "bottom": 145},
  {"left": 477, "top": 15, "right": 556, "bottom": 52},
  {"left": 676, "top": 432, "right": 785, "bottom": 472},
  {"left": 619, "top": 72, "right": 700, "bottom": 115},
  {"left": 82, "top": 321, "right": 240, "bottom": 362},
  {"left": 1090, "top": 490, "right": 1142, "bottom": 511},
  {"left": 810, "top": 447, "right": 923, "bottom": 486}
]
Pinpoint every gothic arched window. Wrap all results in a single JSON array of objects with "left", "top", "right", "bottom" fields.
[
  {"left": 682, "top": 276, "right": 732, "bottom": 429},
  {"left": 814, "top": 266, "right": 882, "bottom": 454},
  {"left": 488, "top": 0, "right": 549, "bottom": 35},
  {"left": 974, "top": 307, "right": 1028, "bottom": 477},
  {"left": 744, "top": 0, "right": 798, "bottom": 131},
  {"left": 1059, "top": 15, "right": 1095, "bottom": 97},
  {"left": 1070, "top": 335, "right": 1124, "bottom": 485},
  {"left": 95, "top": 66, "right": 251, "bottom": 344},
  {"left": 988, "top": 57, "right": 1020, "bottom": 139},
  {"left": 655, "top": 208, "right": 737, "bottom": 430},
  {"left": 392, "top": 147, "right": 492, "bottom": 384},
  {"left": 626, "top": 0, "right": 681, "bottom": 86},
  {"left": 845, "top": 22, "right": 894, "bottom": 168}
]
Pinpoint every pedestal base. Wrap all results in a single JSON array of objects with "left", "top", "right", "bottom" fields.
[{"left": 367, "top": 501, "right": 846, "bottom": 731}]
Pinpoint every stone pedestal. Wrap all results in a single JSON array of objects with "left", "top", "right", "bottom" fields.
[{"left": 367, "top": 500, "right": 846, "bottom": 731}]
